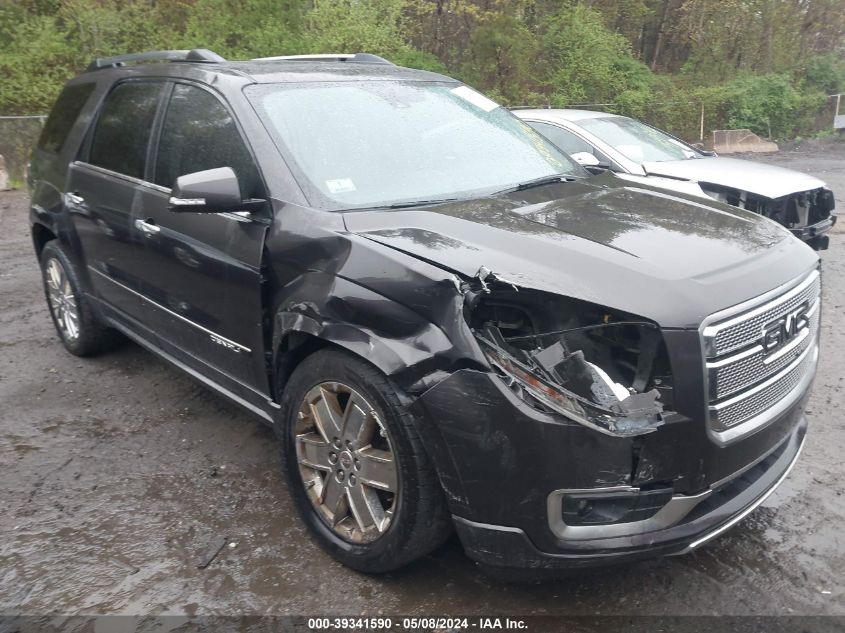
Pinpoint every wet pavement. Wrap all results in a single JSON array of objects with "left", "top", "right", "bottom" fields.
[{"left": 1, "top": 141, "right": 844, "bottom": 619}]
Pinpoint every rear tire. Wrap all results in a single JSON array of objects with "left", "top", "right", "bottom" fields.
[
  {"left": 39, "top": 241, "right": 123, "bottom": 356},
  {"left": 276, "top": 348, "right": 452, "bottom": 572}
]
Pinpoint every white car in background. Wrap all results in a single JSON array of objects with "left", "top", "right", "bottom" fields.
[{"left": 514, "top": 109, "right": 836, "bottom": 250}]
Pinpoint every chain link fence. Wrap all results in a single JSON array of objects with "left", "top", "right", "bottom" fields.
[{"left": 0, "top": 115, "right": 45, "bottom": 185}]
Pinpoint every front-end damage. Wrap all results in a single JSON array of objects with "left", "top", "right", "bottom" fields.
[
  {"left": 700, "top": 184, "right": 836, "bottom": 249},
  {"left": 398, "top": 263, "right": 685, "bottom": 518},
  {"left": 401, "top": 264, "right": 809, "bottom": 572},
  {"left": 461, "top": 268, "right": 672, "bottom": 438},
  {"left": 335, "top": 191, "right": 817, "bottom": 570}
]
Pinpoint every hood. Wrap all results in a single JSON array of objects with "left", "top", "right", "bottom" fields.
[
  {"left": 343, "top": 177, "right": 818, "bottom": 329},
  {"left": 641, "top": 156, "right": 826, "bottom": 199}
]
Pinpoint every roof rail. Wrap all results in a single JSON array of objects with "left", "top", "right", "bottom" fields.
[
  {"left": 87, "top": 49, "right": 226, "bottom": 72},
  {"left": 251, "top": 53, "right": 394, "bottom": 65}
]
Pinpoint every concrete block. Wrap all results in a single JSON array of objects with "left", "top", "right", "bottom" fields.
[
  {"left": 0, "top": 155, "right": 8, "bottom": 190},
  {"left": 711, "top": 129, "right": 779, "bottom": 154}
]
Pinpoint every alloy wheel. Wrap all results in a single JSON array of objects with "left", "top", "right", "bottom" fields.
[
  {"left": 45, "top": 258, "right": 80, "bottom": 341},
  {"left": 295, "top": 382, "right": 399, "bottom": 544}
]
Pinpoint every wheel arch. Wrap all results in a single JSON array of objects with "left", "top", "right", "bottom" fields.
[
  {"left": 31, "top": 221, "right": 57, "bottom": 257},
  {"left": 269, "top": 275, "right": 481, "bottom": 521},
  {"left": 271, "top": 309, "right": 423, "bottom": 401}
]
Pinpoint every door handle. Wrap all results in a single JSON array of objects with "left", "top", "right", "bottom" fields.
[
  {"left": 135, "top": 218, "right": 161, "bottom": 236},
  {"left": 65, "top": 192, "right": 84, "bottom": 206}
]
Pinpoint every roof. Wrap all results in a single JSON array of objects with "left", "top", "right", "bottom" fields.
[
  {"left": 82, "top": 50, "right": 456, "bottom": 85},
  {"left": 513, "top": 108, "right": 624, "bottom": 122},
  {"left": 220, "top": 60, "right": 455, "bottom": 84}
]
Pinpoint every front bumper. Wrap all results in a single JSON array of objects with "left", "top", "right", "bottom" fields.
[
  {"left": 792, "top": 215, "right": 836, "bottom": 250},
  {"left": 410, "top": 367, "right": 810, "bottom": 571},
  {"left": 452, "top": 419, "right": 805, "bottom": 570}
]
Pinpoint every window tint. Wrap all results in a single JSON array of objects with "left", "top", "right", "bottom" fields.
[
  {"left": 38, "top": 83, "right": 96, "bottom": 153},
  {"left": 89, "top": 82, "right": 164, "bottom": 179},
  {"left": 528, "top": 121, "right": 593, "bottom": 155},
  {"left": 155, "top": 84, "right": 263, "bottom": 199}
]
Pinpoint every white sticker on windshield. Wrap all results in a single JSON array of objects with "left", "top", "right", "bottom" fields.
[
  {"left": 326, "top": 178, "right": 356, "bottom": 194},
  {"left": 450, "top": 86, "right": 499, "bottom": 113}
]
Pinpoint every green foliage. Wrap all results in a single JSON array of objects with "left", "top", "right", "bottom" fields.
[
  {"left": 305, "top": 0, "right": 411, "bottom": 58},
  {"left": 391, "top": 48, "right": 448, "bottom": 74},
  {"left": 722, "top": 74, "right": 827, "bottom": 139},
  {"left": 461, "top": 12, "right": 538, "bottom": 103},
  {"left": 539, "top": 4, "right": 651, "bottom": 105},
  {"left": 0, "top": 0, "right": 177, "bottom": 113},
  {"left": 800, "top": 54, "right": 845, "bottom": 94},
  {"left": 181, "top": 0, "right": 305, "bottom": 59},
  {"left": 0, "top": 0, "right": 842, "bottom": 142}
]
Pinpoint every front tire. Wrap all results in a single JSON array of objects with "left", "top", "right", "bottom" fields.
[
  {"left": 39, "top": 241, "right": 122, "bottom": 356},
  {"left": 277, "top": 348, "right": 452, "bottom": 572}
]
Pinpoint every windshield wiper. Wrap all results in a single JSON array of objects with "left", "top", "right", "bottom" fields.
[
  {"left": 387, "top": 198, "right": 459, "bottom": 209},
  {"left": 496, "top": 173, "right": 578, "bottom": 195},
  {"left": 356, "top": 198, "right": 460, "bottom": 211}
]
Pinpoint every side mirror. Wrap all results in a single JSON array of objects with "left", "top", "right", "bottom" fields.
[
  {"left": 169, "top": 167, "right": 263, "bottom": 213},
  {"left": 570, "top": 151, "right": 601, "bottom": 167}
]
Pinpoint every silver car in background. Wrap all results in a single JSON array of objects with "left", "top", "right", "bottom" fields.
[{"left": 514, "top": 109, "right": 836, "bottom": 250}]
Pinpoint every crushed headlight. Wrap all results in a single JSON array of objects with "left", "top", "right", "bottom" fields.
[
  {"left": 465, "top": 284, "right": 670, "bottom": 437},
  {"left": 477, "top": 330, "right": 664, "bottom": 437}
]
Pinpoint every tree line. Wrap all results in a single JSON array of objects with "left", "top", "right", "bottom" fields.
[{"left": 1, "top": 0, "right": 844, "bottom": 141}]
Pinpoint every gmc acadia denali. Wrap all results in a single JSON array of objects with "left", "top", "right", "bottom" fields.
[{"left": 28, "top": 50, "right": 820, "bottom": 575}]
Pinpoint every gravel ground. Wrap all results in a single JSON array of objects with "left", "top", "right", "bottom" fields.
[{"left": 1, "top": 142, "right": 844, "bottom": 622}]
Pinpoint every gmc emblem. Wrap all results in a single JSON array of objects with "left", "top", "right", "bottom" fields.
[{"left": 761, "top": 302, "right": 810, "bottom": 354}]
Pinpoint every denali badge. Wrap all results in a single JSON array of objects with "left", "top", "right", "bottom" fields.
[
  {"left": 210, "top": 334, "right": 241, "bottom": 353},
  {"left": 761, "top": 302, "right": 810, "bottom": 354}
]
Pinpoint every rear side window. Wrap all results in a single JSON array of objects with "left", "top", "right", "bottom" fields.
[
  {"left": 154, "top": 84, "right": 263, "bottom": 199},
  {"left": 38, "top": 83, "right": 96, "bottom": 154},
  {"left": 88, "top": 82, "right": 164, "bottom": 179}
]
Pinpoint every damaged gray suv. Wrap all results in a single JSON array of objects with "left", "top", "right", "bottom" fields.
[{"left": 29, "top": 50, "right": 820, "bottom": 575}]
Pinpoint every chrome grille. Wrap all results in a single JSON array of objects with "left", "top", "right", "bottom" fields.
[
  {"left": 704, "top": 272, "right": 820, "bottom": 357},
  {"left": 708, "top": 302, "right": 819, "bottom": 400},
  {"left": 702, "top": 269, "right": 821, "bottom": 442},
  {"left": 711, "top": 345, "right": 818, "bottom": 429}
]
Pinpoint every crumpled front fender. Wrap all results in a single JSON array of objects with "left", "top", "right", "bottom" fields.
[{"left": 271, "top": 272, "right": 482, "bottom": 393}]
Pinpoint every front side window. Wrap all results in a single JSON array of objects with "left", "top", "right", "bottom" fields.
[
  {"left": 38, "top": 83, "right": 96, "bottom": 154},
  {"left": 528, "top": 121, "right": 593, "bottom": 156},
  {"left": 578, "top": 116, "right": 700, "bottom": 164},
  {"left": 246, "top": 81, "right": 582, "bottom": 210},
  {"left": 154, "top": 84, "right": 263, "bottom": 199},
  {"left": 88, "top": 82, "right": 164, "bottom": 179}
]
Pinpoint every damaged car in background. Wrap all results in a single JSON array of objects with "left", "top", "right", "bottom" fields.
[
  {"left": 29, "top": 50, "right": 820, "bottom": 576},
  {"left": 514, "top": 109, "right": 836, "bottom": 250}
]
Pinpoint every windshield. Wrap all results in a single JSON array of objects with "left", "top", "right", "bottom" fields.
[
  {"left": 578, "top": 116, "right": 701, "bottom": 164},
  {"left": 246, "top": 81, "right": 582, "bottom": 210}
]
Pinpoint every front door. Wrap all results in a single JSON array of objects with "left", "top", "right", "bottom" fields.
[{"left": 132, "top": 82, "right": 270, "bottom": 396}]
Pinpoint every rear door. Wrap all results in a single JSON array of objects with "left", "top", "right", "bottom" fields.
[
  {"left": 132, "top": 82, "right": 270, "bottom": 396},
  {"left": 66, "top": 80, "right": 167, "bottom": 328}
]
